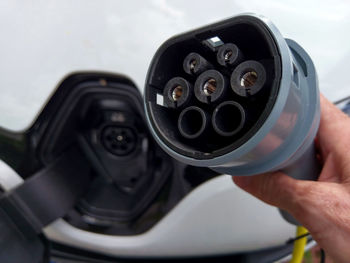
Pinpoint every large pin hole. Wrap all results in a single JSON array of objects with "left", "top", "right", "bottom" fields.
[
  {"left": 202, "top": 78, "right": 217, "bottom": 96},
  {"left": 240, "top": 70, "right": 258, "bottom": 88},
  {"left": 213, "top": 102, "right": 245, "bottom": 136},
  {"left": 171, "top": 85, "right": 184, "bottom": 101},
  {"left": 178, "top": 107, "right": 206, "bottom": 139}
]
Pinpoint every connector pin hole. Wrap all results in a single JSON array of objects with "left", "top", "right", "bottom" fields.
[
  {"left": 240, "top": 71, "right": 258, "bottom": 88},
  {"left": 171, "top": 85, "right": 183, "bottom": 101},
  {"left": 195, "top": 70, "right": 226, "bottom": 104},
  {"left": 189, "top": 59, "right": 197, "bottom": 73},
  {"left": 183, "top": 53, "right": 212, "bottom": 75},
  {"left": 203, "top": 78, "right": 217, "bottom": 96},
  {"left": 231, "top": 61, "right": 266, "bottom": 97},
  {"left": 164, "top": 77, "right": 192, "bottom": 108},
  {"left": 178, "top": 106, "right": 207, "bottom": 139},
  {"left": 212, "top": 101, "right": 245, "bottom": 137},
  {"left": 224, "top": 50, "right": 233, "bottom": 62},
  {"left": 101, "top": 126, "right": 137, "bottom": 156}
]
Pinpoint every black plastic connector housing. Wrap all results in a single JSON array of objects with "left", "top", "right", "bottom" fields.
[{"left": 145, "top": 15, "right": 281, "bottom": 160}]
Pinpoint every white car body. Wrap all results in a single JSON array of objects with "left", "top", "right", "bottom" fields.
[{"left": 0, "top": 0, "right": 349, "bottom": 258}]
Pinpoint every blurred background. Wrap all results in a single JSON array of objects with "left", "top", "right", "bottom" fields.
[{"left": 0, "top": 0, "right": 349, "bottom": 130}]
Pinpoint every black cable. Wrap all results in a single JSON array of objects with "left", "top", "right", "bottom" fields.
[
  {"left": 319, "top": 248, "right": 325, "bottom": 263},
  {"left": 286, "top": 232, "right": 311, "bottom": 244},
  {"left": 334, "top": 95, "right": 350, "bottom": 105}
]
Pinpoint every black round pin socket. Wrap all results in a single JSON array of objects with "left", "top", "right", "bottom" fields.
[
  {"left": 183, "top": 52, "right": 213, "bottom": 75},
  {"left": 212, "top": 101, "right": 246, "bottom": 137},
  {"left": 194, "top": 69, "right": 228, "bottom": 104},
  {"left": 163, "top": 77, "right": 192, "bottom": 108},
  {"left": 101, "top": 126, "right": 137, "bottom": 156},
  {"left": 230, "top": 60, "right": 266, "bottom": 97},
  {"left": 178, "top": 106, "right": 208, "bottom": 139},
  {"left": 216, "top": 43, "right": 244, "bottom": 67}
]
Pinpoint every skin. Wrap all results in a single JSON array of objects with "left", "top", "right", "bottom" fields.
[{"left": 233, "top": 94, "right": 350, "bottom": 263}]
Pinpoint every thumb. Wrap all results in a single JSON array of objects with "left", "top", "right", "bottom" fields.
[{"left": 233, "top": 172, "right": 306, "bottom": 214}]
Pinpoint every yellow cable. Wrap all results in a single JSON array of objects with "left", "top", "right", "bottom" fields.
[{"left": 289, "top": 226, "right": 308, "bottom": 263}]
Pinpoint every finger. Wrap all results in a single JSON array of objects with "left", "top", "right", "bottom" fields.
[
  {"left": 233, "top": 172, "right": 309, "bottom": 214},
  {"left": 317, "top": 94, "right": 350, "bottom": 158},
  {"left": 317, "top": 153, "right": 341, "bottom": 183}
]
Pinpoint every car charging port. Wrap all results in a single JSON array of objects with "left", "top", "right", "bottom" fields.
[{"left": 101, "top": 126, "right": 137, "bottom": 156}]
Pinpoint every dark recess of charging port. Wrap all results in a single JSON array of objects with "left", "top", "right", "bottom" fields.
[{"left": 29, "top": 72, "right": 221, "bottom": 236}]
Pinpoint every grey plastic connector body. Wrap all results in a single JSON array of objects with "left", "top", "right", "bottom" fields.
[
  {"left": 144, "top": 14, "right": 320, "bottom": 225},
  {"left": 211, "top": 38, "right": 320, "bottom": 177}
]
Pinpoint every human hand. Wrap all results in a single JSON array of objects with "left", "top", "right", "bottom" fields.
[{"left": 233, "top": 94, "right": 350, "bottom": 263}]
